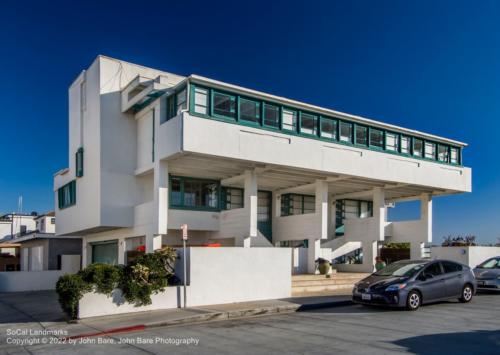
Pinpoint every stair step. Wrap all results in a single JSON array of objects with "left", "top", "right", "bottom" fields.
[
  {"left": 292, "top": 284, "right": 356, "bottom": 293},
  {"left": 292, "top": 274, "right": 370, "bottom": 282},
  {"left": 292, "top": 280, "right": 360, "bottom": 287}
]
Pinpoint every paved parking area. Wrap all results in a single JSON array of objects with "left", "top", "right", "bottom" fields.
[{"left": 1, "top": 292, "right": 499, "bottom": 354}]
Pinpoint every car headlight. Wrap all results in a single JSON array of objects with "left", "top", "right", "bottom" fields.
[{"left": 385, "top": 283, "right": 407, "bottom": 292}]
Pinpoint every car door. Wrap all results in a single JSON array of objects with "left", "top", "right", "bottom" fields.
[
  {"left": 441, "top": 261, "right": 464, "bottom": 297},
  {"left": 417, "top": 262, "right": 446, "bottom": 302}
]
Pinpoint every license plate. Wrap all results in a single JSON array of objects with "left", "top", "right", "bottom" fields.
[{"left": 361, "top": 293, "right": 372, "bottom": 301}]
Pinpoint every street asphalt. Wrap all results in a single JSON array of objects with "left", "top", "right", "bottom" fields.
[{"left": 1, "top": 292, "right": 499, "bottom": 354}]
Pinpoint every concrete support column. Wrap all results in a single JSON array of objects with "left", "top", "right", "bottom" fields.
[
  {"left": 373, "top": 188, "right": 386, "bottom": 241},
  {"left": 118, "top": 238, "right": 125, "bottom": 265},
  {"left": 146, "top": 233, "right": 162, "bottom": 253},
  {"left": 307, "top": 238, "right": 321, "bottom": 274},
  {"left": 243, "top": 170, "right": 258, "bottom": 247},
  {"left": 81, "top": 237, "right": 88, "bottom": 268},
  {"left": 315, "top": 180, "right": 329, "bottom": 240},
  {"left": 410, "top": 242, "right": 424, "bottom": 260},
  {"left": 330, "top": 199, "right": 337, "bottom": 239},
  {"left": 420, "top": 193, "right": 433, "bottom": 243},
  {"left": 154, "top": 159, "right": 169, "bottom": 235},
  {"left": 362, "top": 240, "right": 378, "bottom": 273}
]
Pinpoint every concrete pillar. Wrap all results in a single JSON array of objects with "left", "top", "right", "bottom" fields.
[
  {"left": 118, "top": 238, "right": 125, "bottom": 265},
  {"left": 373, "top": 188, "right": 386, "bottom": 241},
  {"left": 410, "top": 242, "right": 424, "bottom": 260},
  {"left": 315, "top": 180, "right": 329, "bottom": 240},
  {"left": 243, "top": 170, "right": 258, "bottom": 247},
  {"left": 307, "top": 238, "right": 321, "bottom": 274},
  {"left": 420, "top": 193, "right": 433, "bottom": 243},
  {"left": 146, "top": 233, "right": 162, "bottom": 253},
  {"left": 81, "top": 237, "right": 87, "bottom": 268},
  {"left": 154, "top": 159, "right": 169, "bottom": 235},
  {"left": 362, "top": 240, "right": 378, "bottom": 273},
  {"left": 330, "top": 199, "right": 337, "bottom": 239}
]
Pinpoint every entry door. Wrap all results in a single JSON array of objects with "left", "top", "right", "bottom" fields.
[
  {"left": 257, "top": 191, "right": 272, "bottom": 242},
  {"left": 91, "top": 240, "right": 118, "bottom": 265}
]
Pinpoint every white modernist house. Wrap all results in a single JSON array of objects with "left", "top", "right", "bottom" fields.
[
  {"left": 54, "top": 56, "right": 471, "bottom": 274},
  {"left": 0, "top": 213, "right": 38, "bottom": 240}
]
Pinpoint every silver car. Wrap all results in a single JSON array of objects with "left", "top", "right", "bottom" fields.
[{"left": 473, "top": 257, "right": 500, "bottom": 291}]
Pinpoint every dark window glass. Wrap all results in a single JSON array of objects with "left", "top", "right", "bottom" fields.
[
  {"left": 413, "top": 139, "right": 423, "bottom": 157},
  {"left": 356, "top": 126, "right": 368, "bottom": 146},
  {"left": 166, "top": 94, "right": 176, "bottom": 119},
  {"left": 442, "top": 261, "right": 462, "bottom": 273},
  {"left": 264, "top": 104, "right": 280, "bottom": 128},
  {"left": 300, "top": 113, "right": 317, "bottom": 135},
  {"left": 320, "top": 118, "right": 337, "bottom": 139},
  {"left": 339, "top": 122, "right": 352, "bottom": 143},
  {"left": 222, "top": 187, "right": 243, "bottom": 210},
  {"left": 51, "top": 218, "right": 55, "bottom": 224},
  {"left": 170, "top": 178, "right": 182, "bottom": 206},
  {"left": 239, "top": 98, "right": 260, "bottom": 123},
  {"left": 370, "top": 129, "right": 384, "bottom": 148},
  {"left": 213, "top": 92, "right": 236, "bottom": 118},
  {"left": 424, "top": 262, "right": 443, "bottom": 277},
  {"left": 172, "top": 177, "right": 219, "bottom": 210},
  {"left": 281, "top": 194, "right": 315, "bottom": 216},
  {"left": 438, "top": 145, "right": 449, "bottom": 162}
]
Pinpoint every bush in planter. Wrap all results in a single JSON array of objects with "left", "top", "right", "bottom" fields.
[
  {"left": 55, "top": 274, "right": 91, "bottom": 320},
  {"left": 79, "top": 263, "right": 123, "bottom": 295}
]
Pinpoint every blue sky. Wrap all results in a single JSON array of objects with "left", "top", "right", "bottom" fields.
[{"left": 0, "top": 0, "right": 499, "bottom": 243}]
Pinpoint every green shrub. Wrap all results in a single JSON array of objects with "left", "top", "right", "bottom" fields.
[
  {"left": 79, "top": 263, "right": 123, "bottom": 295},
  {"left": 55, "top": 274, "right": 91, "bottom": 320}
]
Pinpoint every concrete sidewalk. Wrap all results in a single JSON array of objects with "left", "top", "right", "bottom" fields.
[{"left": 0, "top": 290, "right": 352, "bottom": 340}]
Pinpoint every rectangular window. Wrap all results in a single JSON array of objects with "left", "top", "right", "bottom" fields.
[
  {"left": 320, "top": 118, "right": 337, "bottom": 139},
  {"left": 75, "top": 147, "right": 84, "bottom": 177},
  {"left": 91, "top": 241, "right": 118, "bottom": 265},
  {"left": 385, "top": 132, "right": 399, "bottom": 152},
  {"left": 282, "top": 108, "right": 297, "bottom": 131},
  {"left": 438, "top": 145, "right": 449, "bottom": 162},
  {"left": 425, "top": 142, "right": 436, "bottom": 159},
  {"left": 58, "top": 181, "right": 76, "bottom": 209},
  {"left": 263, "top": 104, "right": 280, "bottom": 128},
  {"left": 300, "top": 112, "right": 318, "bottom": 135},
  {"left": 170, "top": 176, "right": 219, "bottom": 210},
  {"left": 213, "top": 92, "right": 236, "bottom": 119},
  {"left": 401, "top": 136, "right": 410, "bottom": 154},
  {"left": 239, "top": 98, "right": 260, "bottom": 123},
  {"left": 355, "top": 125, "right": 368, "bottom": 146},
  {"left": 166, "top": 94, "right": 176, "bottom": 120},
  {"left": 281, "top": 194, "right": 315, "bottom": 216},
  {"left": 51, "top": 218, "right": 55, "bottom": 225},
  {"left": 339, "top": 122, "right": 353, "bottom": 143},
  {"left": 370, "top": 128, "right": 384, "bottom": 149},
  {"left": 450, "top": 147, "right": 459, "bottom": 164},
  {"left": 193, "top": 87, "right": 208, "bottom": 115},
  {"left": 221, "top": 187, "right": 243, "bottom": 210},
  {"left": 176, "top": 88, "right": 187, "bottom": 114},
  {"left": 413, "top": 139, "right": 423, "bottom": 157}
]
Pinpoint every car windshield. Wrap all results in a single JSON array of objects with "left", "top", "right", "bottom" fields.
[
  {"left": 374, "top": 262, "right": 426, "bottom": 277},
  {"left": 477, "top": 258, "right": 500, "bottom": 269}
]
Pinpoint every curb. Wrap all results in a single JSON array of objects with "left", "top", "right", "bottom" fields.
[{"left": 66, "top": 299, "right": 353, "bottom": 339}]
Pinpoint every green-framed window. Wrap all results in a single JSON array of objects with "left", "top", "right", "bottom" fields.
[
  {"left": 176, "top": 88, "right": 187, "bottom": 115},
  {"left": 401, "top": 136, "right": 411, "bottom": 154},
  {"left": 263, "top": 103, "right": 280, "bottom": 128},
  {"left": 425, "top": 142, "right": 436, "bottom": 160},
  {"left": 339, "top": 121, "right": 353, "bottom": 143},
  {"left": 320, "top": 117, "right": 337, "bottom": 139},
  {"left": 170, "top": 176, "right": 219, "bottom": 210},
  {"left": 437, "top": 145, "right": 449, "bottom": 162},
  {"left": 335, "top": 199, "right": 373, "bottom": 236},
  {"left": 282, "top": 108, "right": 297, "bottom": 131},
  {"left": 58, "top": 181, "right": 76, "bottom": 209},
  {"left": 193, "top": 86, "right": 209, "bottom": 115},
  {"left": 239, "top": 97, "right": 260, "bottom": 123},
  {"left": 300, "top": 112, "right": 318, "bottom": 135},
  {"left": 413, "top": 138, "right": 423, "bottom": 157},
  {"left": 355, "top": 125, "right": 368, "bottom": 146},
  {"left": 385, "top": 132, "right": 399, "bottom": 152},
  {"left": 281, "top": 194, "right": 315, "bottom": 216},
  {"left": 166, "top": 94, "right": 176, "bottom": 120},
  {"left": 213, "top": 91, "right": 236, "bottom": 119},
  {"left": 221, "top": 187, "right": 244, "bottom": 210},
  {"left": 75, "top": 147, "right": 84, "bottom": 177},
  {"left": 370, "top": 128, "right": 384, "bottom": 149},
  {"left": 450, "top": 147, "right": 460, "bottom": 164}
]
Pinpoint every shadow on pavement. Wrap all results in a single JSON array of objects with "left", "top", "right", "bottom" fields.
[
  {"left": 392, "top": 330, "right": 500, "bottom": 355},
  {"left": 0, "top": 290, "right": 67, "bottom": 324}
]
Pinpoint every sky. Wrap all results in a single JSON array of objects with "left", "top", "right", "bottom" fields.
[{"left": 0, "top": 0, "right": 499, "bottom": 243}]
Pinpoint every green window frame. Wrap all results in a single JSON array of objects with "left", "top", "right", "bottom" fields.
[
  {"left": 320, "top": 117, "right": 337, "bottom": 140},
  {"left": 239, "top": 97, "right": 260, "bottom": 124},
  {"left": 192, "top": 86, "right": 209, "bottom": 115},
  {"left": 425, "top": 141, "right": 436, "bottom": 160},
  {"left": 58, "top": 180, "right": 76, "bottom": 209},
  {"left": 212, "top": 91, "right": 236, "bottom": 119},
  {"left": 369, "top": 128, "right": 384, "bottom": 149},
  {"left": 263, "top": 103, "right": 280, "bottom": 128},
  {"left": 169, "top": 176, "right": 220, "bottom": 211},
  {"left": 281, "top": 194, "right": 315, "bottom": 216},
  {"left": 339, "top": 121, "right": 353, "bottom": 143},
  {"left": 385, "top": 132, "right": 399, "bottom": 152},
  {"left": 437, "top": 144, "right": 449, "bottom": 162},
  {"left": 335, "top": 199, "right": 373, "bottom": 236},
  {"left": 413, "top": 138, "right": 424, "bottom": 157},
  {"left": 166, "top": 94, "right": 176, "bottom": 120},
  {"left": 401, "top": 136, "right": 411, "bottom": 155},
  {"left": 176, "top": 88, "right": 187, "bottom": 115},
  {"left": 450, "top": 147, "right": 460, "bottom": 164},
  {"left": 282, "top": 108, "right": 297, "bottom": 132},
  {"left": 299, "top": 112, "right": 318, "bottom": 136},
  {"left": 355, "top": 125, "right": 368, "bottom": 146},
  {"left": 221, "top": 187, "right": 244, "bottom": 210},
  {"left": 75, "top": 147, "right": 84, "bottom": 177}
]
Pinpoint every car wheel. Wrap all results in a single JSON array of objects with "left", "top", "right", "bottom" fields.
[
  {"left": 406, "top": 290, "right": 421, "bottom": 311},
  {"left": 459, "top": 284, "right": 473, "bottom": 303}
]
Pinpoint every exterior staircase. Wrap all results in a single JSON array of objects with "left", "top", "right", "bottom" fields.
[{"left": 292, "top": 272, "right": 371, "bottom": 297}]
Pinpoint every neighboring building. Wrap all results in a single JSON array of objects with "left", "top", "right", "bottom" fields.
[
  {"left": 53, "top": 56, "right": 471, "bottom": 273},
  {"left": 0, "top": 213, "right": 38, "bottom": 240},
  {"left": 0, "top": 243, "right": 20, "bottom": 271},
  {"left": 2, "top": 212, "right": 81, "bottom": 271}
]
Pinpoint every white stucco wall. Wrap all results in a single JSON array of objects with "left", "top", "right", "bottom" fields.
[
  {"left": 431, "top": 246, "right": 500, "bottom": 268},
  {"left": 78, "top": 247, "right": 291, "bottom": 318},
  {"left": 274, "top": 213, "right": 317, "bottom": 242},
  {"left": 0, "top": 271, "right": 67, "bottom": 292}
]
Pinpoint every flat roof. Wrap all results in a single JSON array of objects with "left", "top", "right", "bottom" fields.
[{"left": 189, "top": 75, "right": 467, "bottom": 147}]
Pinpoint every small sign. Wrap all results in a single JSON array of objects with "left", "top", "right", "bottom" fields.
[{"left": 181, "top": 224, "right": 188, "bottom": 240}]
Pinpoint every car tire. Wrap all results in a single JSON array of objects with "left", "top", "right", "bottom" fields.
[
  {"left": 406, "top": 290, "right": 421, "bottom": 311},
  {"left": 459, "top": 284, "right": 473, "bottom": 303}
]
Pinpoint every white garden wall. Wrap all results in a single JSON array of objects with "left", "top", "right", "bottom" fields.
[
  {"left": 431, "top": 246, "right": 500, "bottom": 268},
  {"left": 78, "top": 247, "right": 291, "bottom": 318},
  {"left": 0, "top": 271, "right": 67, "bottom": 292}
]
